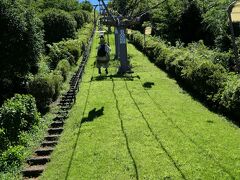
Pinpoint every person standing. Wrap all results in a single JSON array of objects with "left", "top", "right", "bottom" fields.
[{"left": 96, "top": 36, "right": 111, "bottom": 75}]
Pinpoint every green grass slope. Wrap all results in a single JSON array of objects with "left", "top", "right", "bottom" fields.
[{"left": 40, "top": 33, "right": 240, "bottom": 179}]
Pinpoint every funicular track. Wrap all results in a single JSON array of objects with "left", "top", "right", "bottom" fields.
[
  {"left": 120, "top": 67, "right": 235, "bottom": 178},
  {"left": 124, "top": 80, "right": 187, "bottom": 179},
  {"left": 22, "top": 28, "right": 95, "bottom": 179},
  {"left": 110, "top": 77, "right": 185, "bottom": 179},
  {"left": 111, "top": 79, "right": 139, "bottom": 180},
  {"left": 134, "top": 75, "right": 235, "bottom": 178}
]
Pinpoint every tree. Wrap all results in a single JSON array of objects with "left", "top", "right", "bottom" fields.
[
  {"left": 80, "top": 0, "right": 93, "bottom": 12},
  {"left": 41, "top": 9, "right": 77, "bottom": 45},
  {"left": 38, "top": 0, "right": 80, "bottom": 12},
  {"left": 0, "top": 0, "right": 44, "bottom": 104}
]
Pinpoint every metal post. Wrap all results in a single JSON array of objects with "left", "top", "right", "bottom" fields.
[
  {"left": 107, "top": 29, "right": 110, "bottom": 46},
  {"left": 144, "top": 34, "right": 146, "bottom": 48},
  {"left": 114, "top": 27, "right": 119, "bottom": 59},
  {"left": 227, "top": 2, "right": 239, "bottom": 71},
  {"left": 93, "top": 5, "right": 98, "bottom": 26},
  {"left": 118, "top": 27, "right": 130, "bottom": 74}
]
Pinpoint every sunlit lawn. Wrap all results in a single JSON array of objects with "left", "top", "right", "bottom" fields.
[{"left": 41, "top": 32, "right": 240, "bottom": 179}]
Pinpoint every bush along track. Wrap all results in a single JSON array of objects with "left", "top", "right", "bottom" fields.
[
  {"left": 128, "top": 30, "right": 240, "bottom": 122},
  {"left": 21, "top": 26, "right": 95, "bottom": 179}
]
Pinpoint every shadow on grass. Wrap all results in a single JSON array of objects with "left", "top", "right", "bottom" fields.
[
  {"left": 81, "top": 107, "right": 104, "bottom": 124},
  {"left": 129, "top": 41, "right": 240, "bottom": 127},
  {"left": 143, "top": 82, "right": 155, "bottom": 88},
  {"left": 91, "top": 74, "right": 141, "bottom": 82}
]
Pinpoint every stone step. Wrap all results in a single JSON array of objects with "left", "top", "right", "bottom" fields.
[
  {"left": 60, "top": 99, "right": 73, "bottom": 103},
  {"left": 62, "top": 95, "right": 75, "bottom": 100},
  {"left": 50, "top": 121, "right": 64, "bottom": 128},
  {"left": 22, "top": 165, "right": 45, "bottom": 178},
  {"left": 55, "top": 111, "right": 68, "bottom": 117},
  {"left": 44, "top": 135, "right": 60, "bottom": 141},
  {"left": 27, "top": 156, "right": 50, "bottom": 166},
  {"left": 60, "top": 106, "right": 71, "bottom": 110},
  {"left": 41, "top": 141, "right": 58, "bottom": 147},
  {"left": 48, "top": 127, "right": 64, "bottom": 135},
  {"left": 61, "top": 96, "right": 74, "bottom": 101},
  {"left": 52, "top": 116, "right": 65, "bottom": 122},
  {"left": 64, "top": 92, "right": 75, "bottom": 96},
  {"left": 35, "top": 147, "right": 54, "bottom": 156},
  {"left": 54, "top": 114, "right": 69, "bottom": 120}
]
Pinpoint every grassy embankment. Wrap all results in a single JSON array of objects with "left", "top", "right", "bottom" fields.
[{"left": 41, "top": 33, "right": 240, "bottom": 179}]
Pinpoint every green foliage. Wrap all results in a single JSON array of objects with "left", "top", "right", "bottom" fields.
[
  {"left": 182, "top": 61, "right": 227, "bottom": 97},
  {"left": 0, "top": 94, "right": 40, "bottom": 142},
  {"left": 0, "top": 0, "right": 43, "bottom": 77},
  {"left": 0, "top": 128, "right": 7, "bottom": 151},
  {"left": 29, "top": 73, "right": 63, "bottom": 113},
  {"left": 41, "top": 33, "right": 240, "bottom": 179},
  {"left": 0, "top": 145, "right": 25, "bottom": 170},
  {"left": 0, "top": 0, "right": 44, "bottom": 103},
  {"left": 47, "top": 39, "right": 81, "bottom": 68},
  {"left": 56, "top": 60, "right": 71, "bottom": 81},
  {"left": 81, "top": 10, "right": 92, "bottom": 23},
  {"left": 48, "top": 43, "right": 74, "bottom": 68},
  {"left": 71, "top": 11, "right": 85, "bottom": 29},
  {"left": 41, "top": 8, "right": 77, "bottom": 45},
  {"left": 37, "top": 56, "right": 51, "bottom": 74},
  {"left": 80, "top": 0, "right": 93, "bottom": 12},
  {"left": 29, "top": 23, "right": 94, "bottom": 113},
  {"left": 38, "top": 0, "right": 80, "bottom": 12},
  {"left": 114, "top": 0, "right": 233, "bottom": 50},
  {"left": 217, "top": 74, "right": 240, "bottom": 113},
  {"left": 129, "top": 30, "right": 240, "bottom": 117}
]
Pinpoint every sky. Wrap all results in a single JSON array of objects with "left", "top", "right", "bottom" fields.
[
  {"left": 79, "top": 0, "right": 109, "bottom": 11},
  {"left": 79, "top": 0, "right": 109, "bottom": 5}
]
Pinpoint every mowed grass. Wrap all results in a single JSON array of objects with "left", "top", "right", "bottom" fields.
[{"left": 41, "top": 33, "right": 240, "bottom": 179}]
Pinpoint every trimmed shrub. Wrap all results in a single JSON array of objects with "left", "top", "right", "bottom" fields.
[
  {"left": 0, "top": 1, "right": 43, "bottom": 77},
  {"left": 218, "top": 74, "right": 240, "bottom": 113},
  {"left": 80, "top": 1, "right": 93, "bottom": 12},
  {"left": 56, "top": 60, "right": 71, "bottom": 81},
  {"left": 0, "top": 145, "right": 25, "bottom": 170},
  {"left": 48, "top": 39, "right": 82, "bottom": 68},
  {"left": 47, "top": 43, "right": 74, "bottom": 69},
  {"left": 182, "top": 61, "right": 227, "bottom": 98},
  {"left": 40, "top": 0, "right": 80, "bottom": 12},
  {"left": 0, "top": 94, "right": 40, "bottom": 142},
  {"left": 37, "top": 55, "right": 51, "bottom": 74},
  {"left": 29, "top": 73, "right": 63, "bottom": 113},
  {"left": 41, "top": 9, "right": 77, "bottom": 45},
  {"left": 71, "top": 11, "right": 85, "bottom": 29},
  {"left": 0, "top": 0, "right": 43, "bottom": 103},
  {"left": 0, "top": 128, "right": 7, "bottom": 151},
  {"left": 81, "top": 10, "right": 92, "bottom": 23}
]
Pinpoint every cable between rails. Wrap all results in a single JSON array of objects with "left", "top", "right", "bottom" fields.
[
  {"left": 111, "top": 78, "right": 139, "bottom": 180},
  {"left": 135, "top": 75, "right": 234, "bottom": 179},
  {"left": 124, "top": 80, "right": 187, "bottom": 179}
]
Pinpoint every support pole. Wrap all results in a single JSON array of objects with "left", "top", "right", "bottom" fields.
[
  {"left": 93, "top": 5, "right": 98, "bottom": 26},
  {"left": 227, "top": 2, "right": 239, "bottom": 71},
  {"left": 114, "top": 27, "right": 120, "bottom": 59},
  {"left": 144, "top": 34, "right": 146, "bottom": 48},
  {"left": 118, "top": 27, "right": 130, "bottom": 74}
]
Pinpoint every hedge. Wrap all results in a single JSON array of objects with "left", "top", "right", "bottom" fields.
[
  {"left": 128, "top": 30, "right": 240, "bottom": 119},
  {"left": 0, "top": 94, "right": 40, "bottom": 143},
  {"left": 29, "top": 23, "right": 94, "bottom": 113},
  {"left": 41, "top": 8, "right": 77, "bottom": 45}
]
